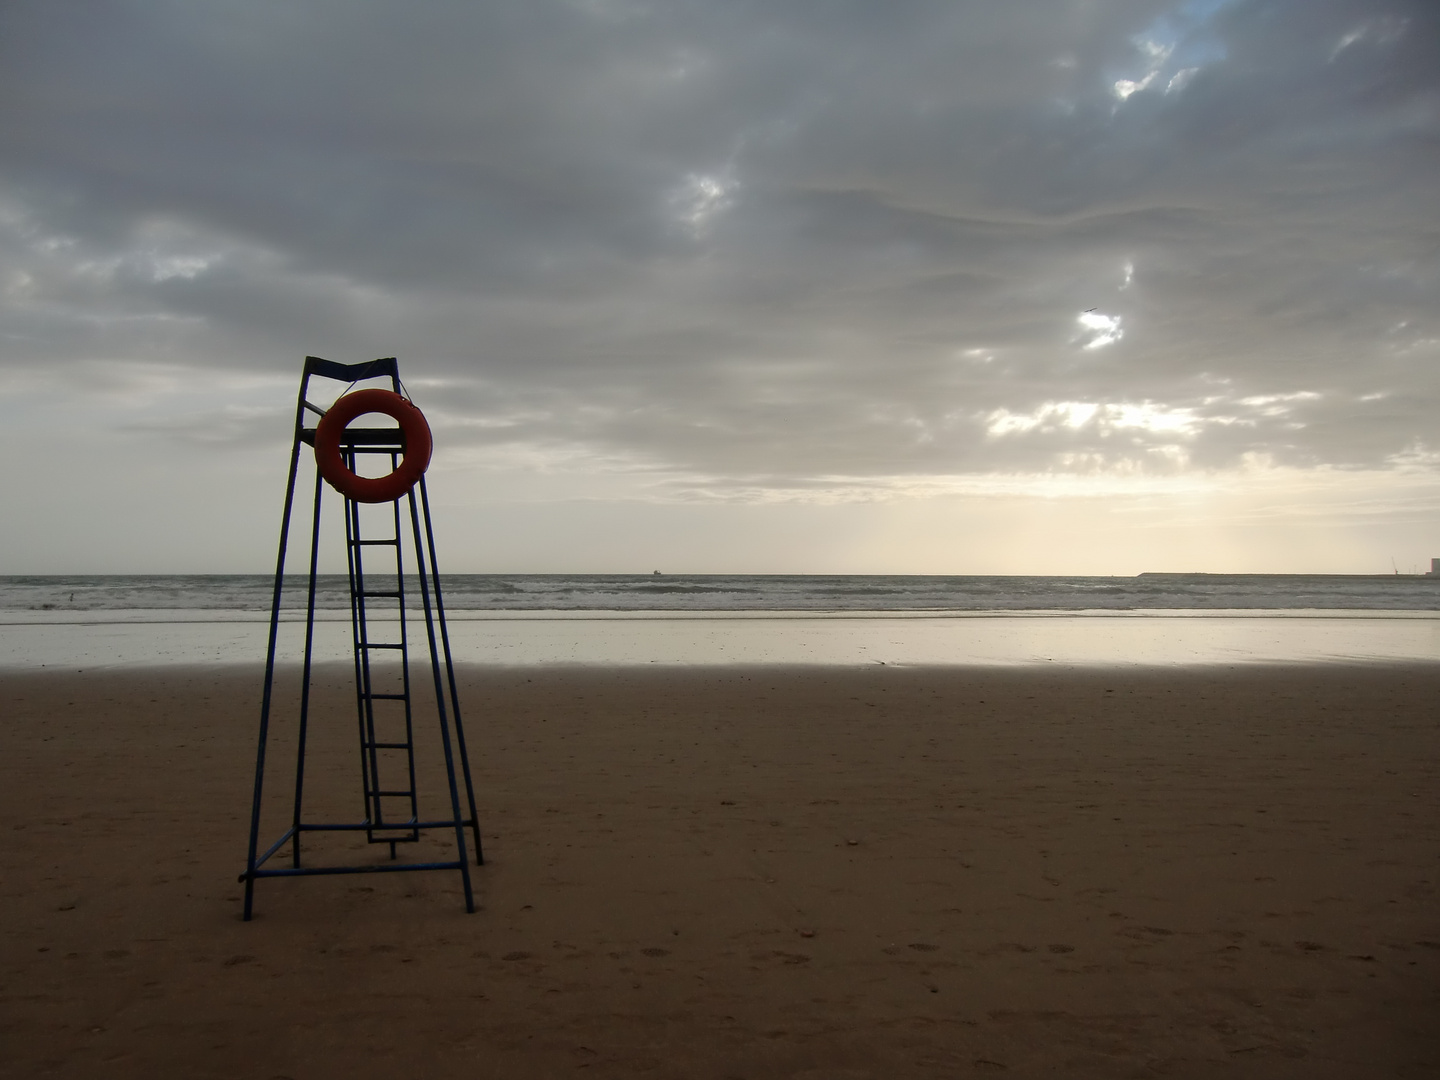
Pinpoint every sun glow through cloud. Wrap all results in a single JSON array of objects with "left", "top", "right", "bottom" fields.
[
  {"left": 985, "top": 400, "right": 1201, "bottom": 439},
  {"left": 1076, "top": 311, "right": 1123, "bottom": 348},
  {"left": 671, "top": 172, "right": 735, "bottom": 233}
]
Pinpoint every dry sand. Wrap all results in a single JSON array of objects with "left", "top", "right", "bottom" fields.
[{"left": 2, "top": 663, "right": 1437, "bottom": 1078}]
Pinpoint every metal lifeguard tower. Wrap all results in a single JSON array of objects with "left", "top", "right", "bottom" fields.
[{"left": 240, "top": 356, "right": 481, "bottom": 920}]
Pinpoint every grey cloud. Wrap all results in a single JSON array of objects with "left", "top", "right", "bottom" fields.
[{"left": 1, "top": 0, "right": 1437, "bottom": 487}]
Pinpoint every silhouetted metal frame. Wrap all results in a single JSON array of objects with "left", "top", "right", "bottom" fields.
[{"left": 240, "top": 356, "right": 482, "bottom": 921}]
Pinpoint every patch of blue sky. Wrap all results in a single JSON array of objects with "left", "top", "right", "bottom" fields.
[
  {"left": 1111, "top": 0, "right": 1236, "bottom": 101},
  {"left": 1143, "top": 0, "right": 1235, "bottom": 66}
]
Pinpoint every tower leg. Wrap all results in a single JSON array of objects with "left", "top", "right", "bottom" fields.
[
  {"left": 243, "top": 369, "right": 311, "bottom": 920},
  {"left": 420, "top": 478, "right": 484, "bottom": 865},
  {"left": 290, "top": 469, "right": 326, "bottom": 869},
  {"left": 409, "top": 487, "right": 475, "bottom": 912}
]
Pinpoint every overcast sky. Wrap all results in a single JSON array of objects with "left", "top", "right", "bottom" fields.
[{"left": 2, "top": 0, "right": 1437, "bottom": 574}]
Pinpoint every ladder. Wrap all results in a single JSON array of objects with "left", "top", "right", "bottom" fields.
[
  {"left": 346, "top": 470, "right": 421, "bottom": 857},
  {"left": 240, "top": 356, "right": 483, "bottom": 920}
]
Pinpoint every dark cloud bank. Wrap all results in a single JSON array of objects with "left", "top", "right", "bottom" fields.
[{"left": 2, "top": 0, "right": 1437, "bottom": 490}]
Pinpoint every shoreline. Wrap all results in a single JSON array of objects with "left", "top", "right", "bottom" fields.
[
  {"left": 3, "top": 609, "right": 1438, "bottom": 670},
  {"left": 5, "top": 605, "right": 1440, "bottom": 625}
]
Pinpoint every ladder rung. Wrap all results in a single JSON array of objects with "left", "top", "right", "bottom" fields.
[
  {"left": 374, "top": 789, "right": 416, "bottom": 797},
  {"left": 364, "top": 692, "right": 407, "bottom": 700},
  {"left": 352, "top": 539, "right": 399, "bottom": 547},
  {"left": 360, "top": 643, "right": 404, "bottom": 650},
  {"left": 365, "top": 741, "right": 413, "bottom": 750}
]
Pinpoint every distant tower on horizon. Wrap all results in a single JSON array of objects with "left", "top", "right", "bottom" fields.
[{"left": 1430, "top": 558, "right": 1440, "bottom": 576}]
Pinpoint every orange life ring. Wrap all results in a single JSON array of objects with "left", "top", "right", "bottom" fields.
[{"left": 314, "top": 388, "right": 433, "bottom": 503}]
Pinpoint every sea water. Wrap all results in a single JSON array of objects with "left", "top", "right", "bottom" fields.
[
  {"left": 5, "top": 572, "right": 1440, "bottom": 615},
  {"left": 2, "top": 574, "right": 1439, "bottom": 668}
]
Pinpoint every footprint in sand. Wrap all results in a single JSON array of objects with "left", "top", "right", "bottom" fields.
[{"left": 753, "top": 951, "right": 810, "bottom": 965}]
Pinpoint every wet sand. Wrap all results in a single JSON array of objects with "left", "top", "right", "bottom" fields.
[
  {"left": 2, "top": 663, "right": 1438, "bottom": 1078},
  {"left": 5, "top": 608, "right": 1440, "bottom": 668}
]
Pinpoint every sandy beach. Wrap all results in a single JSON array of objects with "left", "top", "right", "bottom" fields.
[{"left": 2, "top": 661, "right": 1438, "bottom": 1077}]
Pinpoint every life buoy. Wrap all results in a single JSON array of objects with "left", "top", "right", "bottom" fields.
[{"left": 314, "top": 388, "right": 433, "bottom": 503}]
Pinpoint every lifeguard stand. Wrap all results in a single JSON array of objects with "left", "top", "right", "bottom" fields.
[{"left": 239, "top": 356, "right": 481, "bottom": 920}]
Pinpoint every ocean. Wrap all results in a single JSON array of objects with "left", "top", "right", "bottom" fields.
[
  {"left": 4, "top": 574, "right": 1439, "bottom": 668},
  {"left": 6, "top": 572, "right": 1440, "bottom": 615}
]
